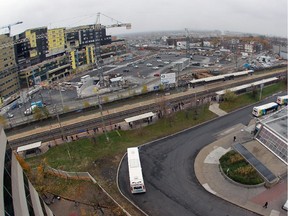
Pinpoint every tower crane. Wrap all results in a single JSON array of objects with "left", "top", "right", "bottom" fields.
[
  {"left": 0, "top": 21, "right": 23, "bottom": 36},
  {"left": 94, "top": 12, "right": 131, "bottom": 86}
]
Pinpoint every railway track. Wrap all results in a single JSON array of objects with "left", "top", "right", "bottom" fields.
[{"left": 8, "top": 69, "right": 286, "bottom": 147}]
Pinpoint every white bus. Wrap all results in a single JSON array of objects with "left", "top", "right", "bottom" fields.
[
  {"left": 252, "top": 102, "right": 279, "bottom": 117},
  {"left": 127, "top": 147, "right": 146, "bottom": 194},
  {"left": 276, "top": 95, "right": 288, "bottom": 106}
]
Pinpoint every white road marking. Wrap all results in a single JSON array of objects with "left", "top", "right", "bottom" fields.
[
  {"left": 204, "top": 147, "right": 231, "bottom": 164},
  {"left": 203, "top": 183, "right": 216, "bottom": 195}
]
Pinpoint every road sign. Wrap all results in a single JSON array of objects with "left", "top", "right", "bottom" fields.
[{"left": 161, "top": 73, "right": 176, "bottom": 84}]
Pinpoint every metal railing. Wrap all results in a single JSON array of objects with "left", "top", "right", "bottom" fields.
[{"left": 45, "top": 166, "right": 96, "bottom": 183}]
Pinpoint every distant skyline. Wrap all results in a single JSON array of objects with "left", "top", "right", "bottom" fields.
[{"left": 0, "top": 0, "right": 287, "bottom": 38}]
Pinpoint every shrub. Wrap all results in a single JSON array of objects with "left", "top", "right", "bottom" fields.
[{"left": 220, "top": 150, "right": 264, "bottom": 185}]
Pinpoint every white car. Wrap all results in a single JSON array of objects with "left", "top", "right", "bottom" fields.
[
  {"left": 164, "top": 61, "right": 170, "bottom": 64},
  {"left": 153, "top": 66, "right": 159, "bottom": 70},
  {"left": 7, "top": 113, "right": 14, "bottom": 118},
  {"left": 157, "top": 59, "right": 162, "bottom": 62},
  {"left": 146, "top": 63, "right": 152, "bottom": 67}
]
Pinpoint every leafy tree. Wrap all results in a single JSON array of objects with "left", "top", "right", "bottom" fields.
[
  {"left": 15, "top": 154, "right": 31, "bottom": 174},
  {"left": 0, "top": 115, "right": 7, "bottom": 127},
  {"left": 251, "top": 85, "right": 259, "bottom": 99},
  {"left": 223, "top": 90, "right": 237, "bottom": 102},
  {"left": 63, "top": 105, "right": 70, "bottom": 112},
  {"left": 141, "top": 85, "right": 148, "bottom": 94},
  {"left": 33, "top": 107, "right": 44, "bottom": 121},
  {"left": 42, "top": 107, "right": 50, "bottom": 119},
  {"left": 83, "top": 101, "right": 90, "bottom": 108}
]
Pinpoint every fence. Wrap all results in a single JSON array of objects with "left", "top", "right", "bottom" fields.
[{"left": 45, "top": 166, "right": 96, "bottom": 183}]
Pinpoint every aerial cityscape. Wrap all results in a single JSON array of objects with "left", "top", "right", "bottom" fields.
[{"left": 0, "top": 0, "right": 287, "bottom": 216}]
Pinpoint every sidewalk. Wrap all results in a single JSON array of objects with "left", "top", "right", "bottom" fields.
[
  {"left": 20, "top": 99, "right": 288, "bottom": 216},
  {"left": 195, "top": 103, "right": 287, "bottom": 216}
]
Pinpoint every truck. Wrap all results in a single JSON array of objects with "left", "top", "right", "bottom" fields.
[
  {"left": 24, "top": 101, "right": 44, "bottom": 116},
  {"left": 24, "top": 105, "right": 37, "bottom": 116}
]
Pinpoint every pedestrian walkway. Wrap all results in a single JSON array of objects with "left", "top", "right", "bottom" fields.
[
  {"left": 209, "top": 102, "right": 227, "bottom": 116},
  {"left": 194, "top": 123, "right": 287, "bottom": 216}
]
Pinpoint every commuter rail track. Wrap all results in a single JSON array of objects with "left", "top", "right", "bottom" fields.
[{"left": 7, "top": 69, "right": 286, "bottom": 148}]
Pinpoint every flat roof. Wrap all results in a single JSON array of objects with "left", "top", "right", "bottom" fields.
[
  {"left": 190, "top": 70, "right": 253, "bottom": 84},
  {"left": 261, "top": 106, "right": 288, "bottom": 141},
  {"left": 125, "top": 112, "right": 154, "bottom": 123},
  {"left": 17, "top": 141, "right": 42, "bottom": 153},
  {"left": 216, "top": 77, "right": 278, "bottom": 95}
]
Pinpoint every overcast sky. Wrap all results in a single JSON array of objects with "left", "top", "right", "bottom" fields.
[{"left": 1, "top": 0, "right": 287, "bottom": 37}]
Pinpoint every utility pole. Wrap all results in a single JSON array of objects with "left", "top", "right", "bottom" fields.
[
  {"left": 54, "top": 104, "right": 71, "bottom": 160},
  {"left": 97, "top": 94, "right": 109, "bottom": 142}
]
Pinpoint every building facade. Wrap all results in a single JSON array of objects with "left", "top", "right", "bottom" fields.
[
  {"left": 0, "top": 34, "right": 20, "bottom": 99},
  {"left": 14, "top": 27, "right": 48, "bottom": 70},
  {"left": 47, "top": 28, "right": 65, "bottom": 55},
  {"left": 0, "top": 126, "right": 54, "bottom": 215}
]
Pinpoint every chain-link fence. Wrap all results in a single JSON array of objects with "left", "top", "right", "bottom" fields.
[{"left": 45, "top": 166, "right": 96, "bottom": 183}]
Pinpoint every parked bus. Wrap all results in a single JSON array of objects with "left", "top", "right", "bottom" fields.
[
  {"left": 127, "top": 147, "right": 146, "bottom": 194},
  {"left": 276, "top": 95, "right": 288, "bottom": 106},
  {"left": 252, "top": 102, "right": 279, "bottom": 117}
]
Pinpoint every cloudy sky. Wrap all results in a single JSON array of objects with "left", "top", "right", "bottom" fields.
[{"left": 1, "top": 0, "right": 287, "bottom": 37}]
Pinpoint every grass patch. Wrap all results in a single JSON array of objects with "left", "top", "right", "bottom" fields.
[
  {"left": 219, "top": 151, "right": 264, "bottom": 185},
  {"left": 26, "top": 105, "right": 217, "bottom": 171},
  {"left": 219, "top": 81, "right": 287, "bottom": 112}
]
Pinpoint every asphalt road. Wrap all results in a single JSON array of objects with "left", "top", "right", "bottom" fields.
[{"left": 117, "top": 100, "right": 272, "bottom": 215}]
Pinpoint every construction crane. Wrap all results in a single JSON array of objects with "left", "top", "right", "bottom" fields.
[
  {"left": 94, "top": 12, "right": 131, "bottom": 86},
  {"left": 185, "top": 28, "right": 190, "bottom": 58},
  {"left": 0, "top": 21, "right": 23, "bottom": 36}
]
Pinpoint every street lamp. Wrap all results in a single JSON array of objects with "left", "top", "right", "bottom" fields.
[{"left": 97, "top": 94, "right": 109, "bottom": 142}]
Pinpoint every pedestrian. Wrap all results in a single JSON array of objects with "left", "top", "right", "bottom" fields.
[
  {"left": 263, "top": 202, "right": 268, "bottom": 208},
  {"left": 76, "top": 135, "right": 79, "bottom": 140},
  {"left": 233, "top": 136, "right": 236, "bottom": 142},
  {"left": 93, "top": 128, "right": 96, "bottom": 133},
  {"left": 86, "top": 129, "right": 89, "bottom": 134}
]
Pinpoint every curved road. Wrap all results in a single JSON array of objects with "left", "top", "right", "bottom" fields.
[{"left": 117, "top": 97, "right": 278, "bottom": 215}]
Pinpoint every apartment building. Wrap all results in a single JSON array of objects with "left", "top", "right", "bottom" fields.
[
  {"left": 47, "top": 28, "right": 65, "bottom": 55},
  {"left": 0, "top": 126, "right": 54, "bottom": 215},
  {"left": 0, "top": 34, "right": 20, "bottom": 99},
  {"left": 14, "top": 27, "right": 48, "bottom": 70}
]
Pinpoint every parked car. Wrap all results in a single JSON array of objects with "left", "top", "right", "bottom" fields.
[
  {"left": 7, "top": 113, "right": 14, "bottom": 118},
  {"left": 123, "top": 69, "right": 130, "bottom": 72},
  {"left": 152, "top": 66, "right": 159, "bottom": 70}
]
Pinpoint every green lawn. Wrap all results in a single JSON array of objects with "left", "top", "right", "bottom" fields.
[
  {"left": 27, "top": 105, "right": 217, "bottom": 171},
  {"left": 219, "top": 82, "right": 287, "bottom": 112}
]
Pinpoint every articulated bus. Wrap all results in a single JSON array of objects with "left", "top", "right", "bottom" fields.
[
  {"left": 252, "top": 102, "right": 279, "bottom": 117},
  {"left": 277, "top": 95, "right": 288, "bottom": 106},
  {"left": 127, "top": 147, "right": 146, "bottom": 194}
]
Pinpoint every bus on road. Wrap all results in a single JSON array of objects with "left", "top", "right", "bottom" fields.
[
  {"left": 276, "top": 95, "right": 288, "bottom": 106},
  {"left": 127, "top": 147, "right": 146, "bottom": 194},
  {"left": 252, "top": 102, "right": 279, "bottom": 117}
]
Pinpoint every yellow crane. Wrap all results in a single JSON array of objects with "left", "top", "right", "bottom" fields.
[{"left": 0, "top": 21, "right": 23, "bottom": 36}]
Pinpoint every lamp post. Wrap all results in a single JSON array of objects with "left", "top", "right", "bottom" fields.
[{"left": 97, "top": 94, "right": 109, "bottom": 142}]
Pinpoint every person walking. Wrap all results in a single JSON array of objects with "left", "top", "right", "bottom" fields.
[
  {"left": 233, "top": 136, "right": 236, "bottom": 142},
  {"left": 263, "top": 202, "right": 268, "bottom": 208}
]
